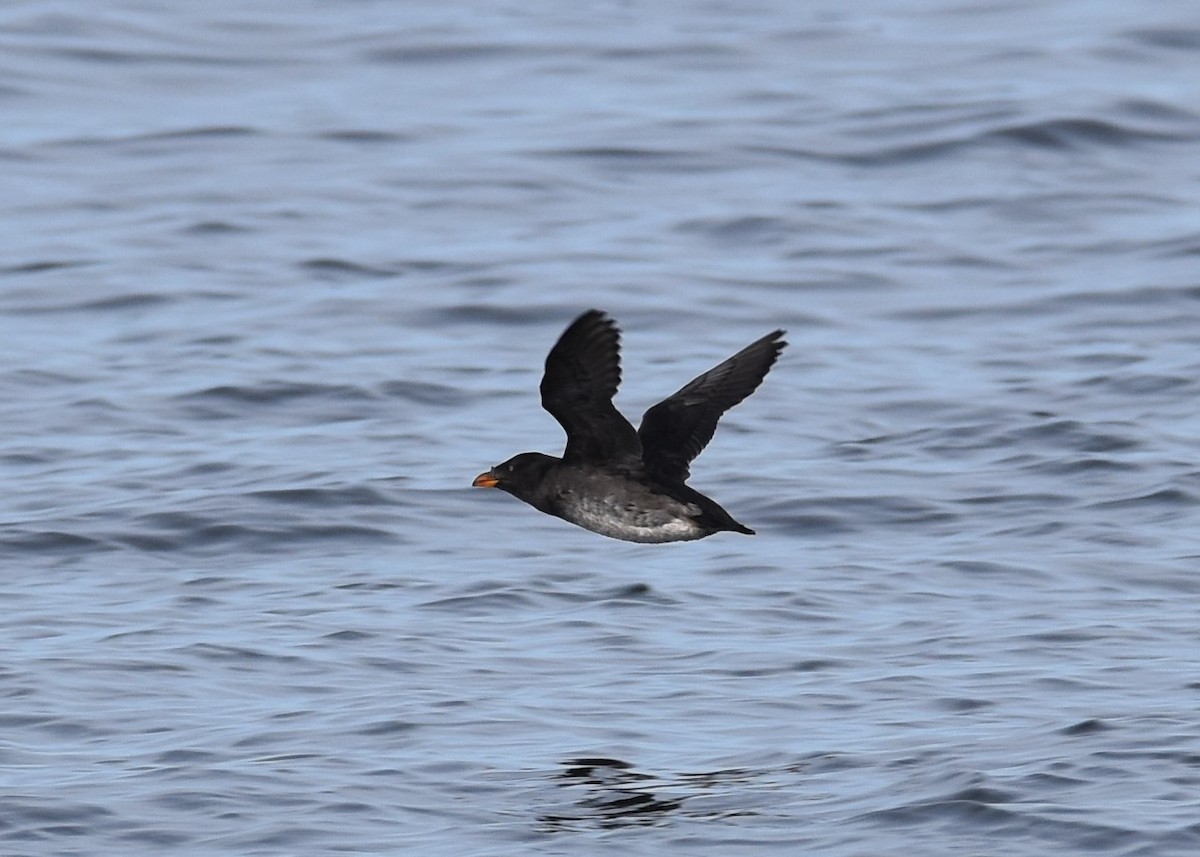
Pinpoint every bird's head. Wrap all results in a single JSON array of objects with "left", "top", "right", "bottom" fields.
[{"left": 472, "top": 452, "right": 557, "bottom": 502}]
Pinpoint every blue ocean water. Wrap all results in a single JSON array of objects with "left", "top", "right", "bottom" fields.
[{"left": 3, "top": 0, "right": 1200, "bottom": 854}]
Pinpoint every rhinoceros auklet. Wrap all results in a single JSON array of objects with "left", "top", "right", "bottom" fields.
[{"left": 472, "top": 310, "right": 785, "bottom": 543}]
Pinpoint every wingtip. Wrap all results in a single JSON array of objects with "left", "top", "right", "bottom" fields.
[
  {"left": 765, "top": 330, "right": 787, "bottom": 363},
  {"left": 576, "top": 308, "right": 613, "bottom": 326},
  {"left": 563, "top": 309, "right": 621, "bottom": 347}
]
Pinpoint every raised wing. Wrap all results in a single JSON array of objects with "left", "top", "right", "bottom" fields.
[
  {"left": 638, "top": 329, "right": 785, "bottom": 483},
  {"left": 540, "top": 310, "right": 641, "bottom": 465}
]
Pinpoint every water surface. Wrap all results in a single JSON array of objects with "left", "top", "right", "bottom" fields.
[{"left": 4, "top": 1, "right": 1200, "bottom": 854}]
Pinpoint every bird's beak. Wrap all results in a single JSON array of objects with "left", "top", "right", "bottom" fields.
[{"left": 472, "top": 471, "right": 500, "bottom": 488}]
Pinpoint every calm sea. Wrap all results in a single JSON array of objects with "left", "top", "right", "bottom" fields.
[{"left": 4, "top": 0, "right": 1200, "bottom": 854}]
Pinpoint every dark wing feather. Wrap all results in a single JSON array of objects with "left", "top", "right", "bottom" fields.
[
  {"left": 540, "top": 310, "right": 641, "bottom": 465},
  {"left": 638, "top": 329, "right": 785, "bottom": 483}
]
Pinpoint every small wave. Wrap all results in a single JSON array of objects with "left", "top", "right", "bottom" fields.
[
  {"left": 419, "top": 589, "right": 538, "bottom": 612},
  {"left": 246, "top": 486, "right": 392, "bottom": 507},
  {"left": 536, "top": 145, "right": 722, "bottom": 173},
  {"left": 887, "top": 283, "right": 1200, "bottom": 324},
  {"left": 355, "top": 719, "right": 420, "bottom": 736},
  {"left": 1003, "top": 419, "right": 1140, "bottom": 454},
  {"left": 177, "top": 381, "right": 376, "bottom": 410},
  {"left": 363, "top": 43, "right": 521, "bottom": 64},
  {"left": 115, "top": 510, "right": 395, "bottom": 553},
  {"left": 322, "top": 629, "right": 376, "bottom": 643},
  {"left": 1061, "top": 718, "right": 1111, "bottom": 736},
  {"left": 0, "top": 259, "right": 91, "bottom": 276},
  {"left": 4, "top": 290, "right": 173, "bottom": 314},
  {"left": 315, "top": 129, "right": 412, "bottom": 145},
  {"left": 939, "top": 560, "right": 1049, "bottom": 580},
  {"left": 989, "top": 117, "right": 1188, "bottom": 150},
  {"left": 675, "top": 215, "right": 796, "bottom": 245},
  {"left": 1080, "top": 373, "right": 1192, "bottom": 396},
  {"left": 1123, "top": 28, "right": 1200, "bottom": 51},
  {"left": 762, "top": 495, "right": 958, "bottom": 534},
  {"left": 378, "top": 380, "right": 467, "bottom": 406},
  {"left": 174, "top": 642, "right": 303, "bottom": 665},
  {"left": 182, "top": 220, "right": 253, "bottom": 235},
  {"left": 748, "top": 111, "right": 1197, "bottom": 168},
  {"left": 51, "top": 125, "right": 259, "bottom": 148},
  {"left": 1089, "top": 488, "right": 1198, "bottom": 510},
  {"left": 0, "top": 528, "right": 114, "bottom": 553},
  {"left": 299, "top": 258, "right": 401, "bottom": 280},
  {"left": 413, "top": 303, "right": 569, "bottom": 328},
  {"left": 0, "top": 796, "right": 115, "bottom": 829}
]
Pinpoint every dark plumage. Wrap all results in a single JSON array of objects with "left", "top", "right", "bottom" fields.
[{"left": 472, "top": 310, "right": 785, "bottom": 542}]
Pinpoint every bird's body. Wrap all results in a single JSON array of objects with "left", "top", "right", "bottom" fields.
[
  {"left": 497, "top": 454, "right": 746, "bottom": 543},
  {"left": 473, "top": 310, "right": 785, "bottom": 543}
]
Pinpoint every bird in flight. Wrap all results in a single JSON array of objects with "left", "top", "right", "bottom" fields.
[{"left": 472, "top": 310, "right": 785, "bottom": 543}]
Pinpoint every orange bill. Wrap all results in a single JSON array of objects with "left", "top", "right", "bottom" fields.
[{"left": 472, "top": 471, "right": 499, "bottom": 488}]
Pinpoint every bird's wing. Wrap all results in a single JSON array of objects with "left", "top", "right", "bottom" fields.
[
  {"left": 540, "top": 310, "right": 641, "bottom": 465},
  {"left": 638, "top": 329, "right": 785, "bottom": 482}
]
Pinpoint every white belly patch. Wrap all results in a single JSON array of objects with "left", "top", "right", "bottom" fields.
[{"left": 555, "top": 494, "right": 707, "bottom": 543}]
